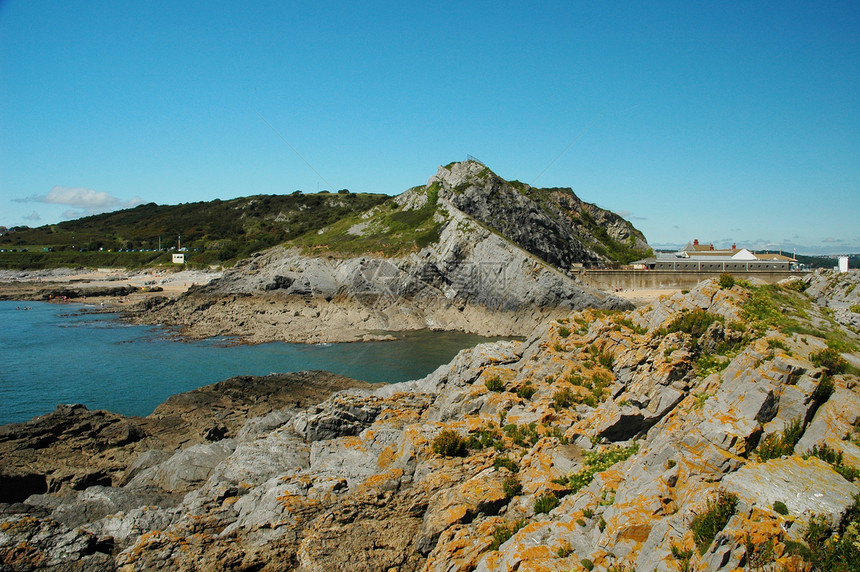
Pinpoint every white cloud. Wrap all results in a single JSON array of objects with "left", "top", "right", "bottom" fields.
[
  {"left": 23, "top": 211, "right": 41, "bottom": 222},
  {"left": 614, "top": 209, "right": 647, "bottom": 221},
  {"left": 14, "top": 186, "right": 144, "bottom": 219}
]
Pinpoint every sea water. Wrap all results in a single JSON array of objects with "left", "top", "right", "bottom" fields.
[{"left": 0, "top": 300, "right": 507, "bottom": 425}]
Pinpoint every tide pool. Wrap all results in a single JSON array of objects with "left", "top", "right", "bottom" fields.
[{"left": 0, "top": 300, "right": 506, "bottom": 425}]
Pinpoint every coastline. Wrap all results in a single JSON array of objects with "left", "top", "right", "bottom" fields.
[
  {"left": 0, "top": 267, "right": 680, "bottom": 345},
  {"left": 0, "top": 370, "right": 378, "bottom": 499}
]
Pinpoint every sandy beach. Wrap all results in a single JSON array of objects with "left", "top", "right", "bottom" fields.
[
  {"left": 0, "top": 268, "right": 222, "bottom": 305},
  {"left": 613, "top": 287, "right": 681, "bottom": 307}
]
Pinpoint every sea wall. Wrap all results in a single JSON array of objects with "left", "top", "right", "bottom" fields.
[{"left": 579, "top": 269, "right": 809, "bottom": 290}]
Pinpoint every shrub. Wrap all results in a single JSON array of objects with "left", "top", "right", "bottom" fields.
[
  {"left": 581, "top": 559, "right": 595, "bottom": 571},
  {"left": 690, "top": 491, "right": 738, "bottom": 554},
  {"left": 813, "top": 376, "right": 836, "bottom": 403},
  {"left": 485, "top": 375, "right": 505, "bottom": 392},
  {"left": 534, "top": 493, "right": 559, "bottom": 514},
  {"left": 671, "top": 544, "right": 694, "bottom": 571},
  {"left": 773, "top": 500, "right": 789, "bottom": 515},
  {"left": 517, "top": 382, "right": 536, "bottom": 400},
  {"left": 552, "top": 387, "right": 576, "bottom": 409},
  {"left": 558, "top": 325, "right": 571, "bottom": 338},
  {"left": 756, "top": 418, "right": 803, "bottom": 461},
  {"left": 809, "top": 444, "right": 860, "bottom": 482},
  {"left": 502, "top": 475, "right": 522, "bottom": 498},
  {"left": 489, "top": 520, "right": 527, "bottom": 551},
  {"left": 597, "top": 350, "right": 615, "bottom": 369},
  {"left": 718, "top": 273, "right": 735, "bottom": 289},
  {"left": 666, "top": 309, "right": 723, "bottom": 338},
  {"left": 468, "top": 426, "right": 503, "bottom": 450},
  {"left": 503, "top": 422, "right": 539, "bottom": 448},
  {"left": 696, "top": 354, "right": 729, "bottom": 376},
  {"left": 851, "top": 304, "right": 860, "bottom": 314},
  {"left": 783, "top": 279, "right": 809, "bottom": 292},
  {"left": 615, "top": 316, "right": 648, "bottom": 335},
  {"left": 432, "top": 429, "right": 467, "bottom": 457},
  {"left": 565, "top": 443, "right": 640, "bottom": 493},
  {"left": 493, "top": 456, "right": 519, "bottom": 473},
  {"left": 788, "top": 502, "right": 860, "bottom": 571},
  {"left": 810, "top": 348, "right": 848, "bottom": 375}
]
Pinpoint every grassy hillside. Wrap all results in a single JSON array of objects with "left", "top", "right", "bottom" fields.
[
  {"left": 0, "top": 191, "right": 389, "bottom": 269},
  {"left": 288, "top": 184, "right": 447, "bottom": 257}
]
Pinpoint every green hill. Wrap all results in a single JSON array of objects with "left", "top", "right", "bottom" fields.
[{"left": 0, "top": 191, "right": 389, "bottom": 269}]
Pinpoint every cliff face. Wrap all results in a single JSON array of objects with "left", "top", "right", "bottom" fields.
[
  {"left": 3, "top": 272, "right": 858, "bottom": 571},
  {"left": 132, "top": 161, "right": 639, "bottom": 343},
  {"left": 430, "top": 160, "right": 650, "bottom": 269}
]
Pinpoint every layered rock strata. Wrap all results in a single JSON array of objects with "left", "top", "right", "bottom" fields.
[{"left": 130, "top": 163, "right": 634, "bottom": 343}]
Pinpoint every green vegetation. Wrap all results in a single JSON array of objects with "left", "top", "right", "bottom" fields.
[
  {"left": 558, "top": 325, "right": 571, "bottom": 338},
  {"left": 594, "top": 347, "right": 615, "bottom": 369},
  {"left": 552, "top": 387, "right": 576, "bottom": 409},
  {"left": 485, "top": 375, "right": 505, "bottom": 392},
  {"left": 690, "top": 491, "right": 738, "bottom": 555},
  {"left": 562, "top": 369, "right": 614, "bottom": 407},
  {"left": 718, "top": 273, "right": 735, "bottom": 289},
  {"left": 581, "top": 558, "right": 595, "bottom": 571},
  {"left": 670, "top": 544, "right": 694, "bottom": 571},
  {"left": 614, "top": 316, "right": 648, "bottom": 335},
  {"left": 516, "top": 382, "right": 536, "bottom": 400},
  {"left": 290, "top": 184, "right": 445, "bottom": 257},
  {"left": 468, "top": 424, "right": 504, "bottom": 451},
  {"left": 534, "top": 493, "right": 560, "bottom": 514},
  {"left": 784, "top": 497, "right": 860, "bottom": 571},
  {"left": 432, "top": 429, "right": 468, "bottom": 457},
  {"left": 738, "top": 283, "right": 859, "bottom": 358},
  {"left": 503, "top": 422, "right": 540, "bottom": 448},
  {"left": 599, "top": 488, "right": 616, "bottom": 506},
  {"left": 696, "top": 354, "right": 729, "bottom": 377},
  {"left": 489, "top": 519, "right": 527, "bottom": 551},
  {"left": 810, "top": 348, "right": 849, "bottom": 375},
  {"left": 502, "top": 475, "right": 522, "bottom": 498},
  {"left": 563, "top": 443, "right": 640, "bottom": 494},
  {"left": 773, "top": 500, "right": 789, "bottom": 515},
  {"left": 662, "top": 309, "right": 723, "bottom": 338},
  {"left": 493, "top": 456, "right": 519, "bottom": 473},
  {"left": 809, "top": 444, "right": 860, "bottom": 483},
  {"left": 0, "top": 192, "right": 389, "bottom": 268},
  {"left": 570, "top": 207, "right": 652, "bottom": 265},
  {"left": 755, "top": 418, "right": 803, "bottom": 461}
]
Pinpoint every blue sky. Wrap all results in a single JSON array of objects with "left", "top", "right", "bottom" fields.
[{"left": 1, "top": 1, "right": 858, "bottom": 254}]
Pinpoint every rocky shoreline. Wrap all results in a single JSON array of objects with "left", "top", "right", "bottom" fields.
[
  {"left": 0, "top": 371, "right": 376, "bottom": 502},
  {"left": 1, "top": 274, "right": 858, "bottom": 571}
]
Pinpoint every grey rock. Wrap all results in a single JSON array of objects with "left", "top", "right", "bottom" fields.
[
  {"left": 126, "top": 439, "right": 236, "bottom": 493},
  {"left": 722, "top": 457, "right": 859, "bottom": 524}
]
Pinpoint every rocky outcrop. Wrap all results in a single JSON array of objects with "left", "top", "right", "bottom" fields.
[
  {"left": 130, "top": 162, "right": 635, "bottom": 343},
  {"left": 3, "top": 278, "right": 858, "bottom": 571},
  {"left": 0, "top": 372, "right": 373, "bottom": 504},
  {"left": 802, "top": 269, "right": 860, "bottom": 331},
  {"left": 429, "top": 160, "right": 650, "bottom": 269}
]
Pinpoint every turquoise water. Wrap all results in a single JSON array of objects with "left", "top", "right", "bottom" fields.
[{"left": 0, "top": 300, "right": 502, "bottom": 425}]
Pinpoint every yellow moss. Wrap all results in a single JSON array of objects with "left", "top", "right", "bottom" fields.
[{"left": 376, "top": 445, "right": 398, "bottom": 469}]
